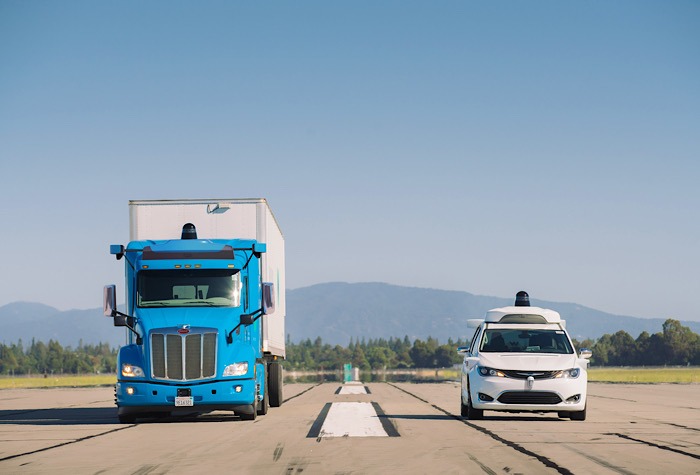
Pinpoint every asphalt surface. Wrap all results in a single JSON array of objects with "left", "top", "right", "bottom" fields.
[{"left": 0, "top": 382, "right": 698, "bottom": 474}]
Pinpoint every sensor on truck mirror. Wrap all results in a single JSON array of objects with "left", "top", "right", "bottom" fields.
[
  {"left": 103, "top": 285, "right": 117, "bottom": 317},
  {"left": 262, "top": 282, "right": 275, "bottom": 315}
]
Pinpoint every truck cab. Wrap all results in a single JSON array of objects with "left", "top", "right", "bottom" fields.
[{"left": 104, "top": 199, "right": 285, "bottom": 423}]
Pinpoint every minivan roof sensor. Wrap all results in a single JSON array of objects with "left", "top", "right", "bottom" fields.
[{"left": 515, "top": 291, "right": 530, "bottom": 307}]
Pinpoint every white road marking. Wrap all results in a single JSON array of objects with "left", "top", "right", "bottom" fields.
[
  {"left": 338, "top": 385, "right": 367, "bottom": 394},
  {"left": 319, "top": 402, "right": 389, "bottom": 438}
]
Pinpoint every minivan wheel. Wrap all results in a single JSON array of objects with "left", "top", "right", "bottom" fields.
[
  {"left": 466, "top": 380, "right": 483, "bottom": 420},
  {"left": 570, "top": 405, "right": 586, "bottom": 421},
  {"left": 460, "top": 396, "right": 469, "bottom": 417}
]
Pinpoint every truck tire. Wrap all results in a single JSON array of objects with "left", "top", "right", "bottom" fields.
[
  {"left": 239, "top": 405, "right": 257, "bottom": 421},
  {"left": 257, "top": 371, "right": 269, "bottom": 416},
  {"left": 268, "top": 361, "right": 283, "bottom": 407},
  {"left": 118, "top": 411, "right": 137, "bottom": 424}
]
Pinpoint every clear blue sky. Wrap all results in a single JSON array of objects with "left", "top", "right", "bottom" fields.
[{"left": 1, "top": 1, "right": 698, "bottom": 321}]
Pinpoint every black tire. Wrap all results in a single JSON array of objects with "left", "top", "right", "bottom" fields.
[
  {"left": 460, "top": 383, "right": 469, "bottom": 416},
  {"left": 570, "top": 405, "right": 586, "bottom": 421},
  {"left": 118, "top": 411, "right": 137, "bottom": 424},
  {"left": 460, "top": 398, "right": 469, "bottom": 417},
  {"left": 239, "top": 405, "right": 257, "bottom": 421},
  {"left": 268, "top": 361, "right": 283, "bottom": 407},
  {"left": 257, "top": 370, "right": 269, "bottom": 416},
  {"left": 465, "top": 379, "right": 483, "bottom": 420}
]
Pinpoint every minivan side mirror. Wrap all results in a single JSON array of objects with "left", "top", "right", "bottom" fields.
[{"left": 579, "top": 348, "right": 592, "bottom": 359}]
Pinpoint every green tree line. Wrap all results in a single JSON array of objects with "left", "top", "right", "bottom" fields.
[
  {"left": 284, "top": 336, "right": 469, "bottom": 371},
  {"left": 1, "top": 319, "right": 697, "bottom": 375},
  {"left": 0, "top": 340, "right": 117, "bottom": 376},
  {"left": 284, "top": 319, "right": 699, "bottom": 371},
  {"left": 574, "top": 319, "right": 700, "bottom": 366}
]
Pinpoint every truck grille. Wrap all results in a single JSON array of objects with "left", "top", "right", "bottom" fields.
[
  {"left": 498, "top": 391, "right": 562, "bottom": 405},
  {"left": 150, "top": 330, "right": 217, "bottom": 381}
]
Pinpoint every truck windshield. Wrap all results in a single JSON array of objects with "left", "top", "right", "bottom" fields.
[
  {"left": 480, "top": 329, "right": 573, "bottom": 354},
  {"left": 137, "top": 269, "right": 242, "bottom": 308}
]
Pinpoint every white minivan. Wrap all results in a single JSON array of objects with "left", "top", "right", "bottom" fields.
[{"left": 459, "top": 291, "right": 591, "bottom": 420}]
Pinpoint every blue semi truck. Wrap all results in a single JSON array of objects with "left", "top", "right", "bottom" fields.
[{"left": 103, "top": 199, "right": 285, "bottom": 423}]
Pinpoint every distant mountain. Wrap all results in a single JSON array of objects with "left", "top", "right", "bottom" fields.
[
  {"left": 2, "top": 283, "right": 698, "bottom": 348},
  {"left": 286, "top": 282, "right": 700, "bottom": 345},
  {"left": 0, "top": 302, "right": 127, "bottom": 348}
]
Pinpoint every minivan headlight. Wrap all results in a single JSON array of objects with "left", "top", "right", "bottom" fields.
[
  {"left": 554, "top": 368, "right": 580, "bottom": 379},
  {"left": 477, "top": 366, "right": 506, "bottom": 377}
]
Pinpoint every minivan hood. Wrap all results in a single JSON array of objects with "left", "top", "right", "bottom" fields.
[{"left": 478, "top": 353, "right": 577, "bottom": 371}]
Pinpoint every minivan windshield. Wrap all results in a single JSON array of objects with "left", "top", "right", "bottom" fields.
[
  {"left": 137, "top": 269, "right": 242, "bottom": 308},
  {"left": 480, "top": 329, "right": 573, "bottom": 354}
]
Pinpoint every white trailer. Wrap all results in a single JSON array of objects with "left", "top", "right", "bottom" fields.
[{"left": 128, "top": 198, "right": 286, "bottom": 357}]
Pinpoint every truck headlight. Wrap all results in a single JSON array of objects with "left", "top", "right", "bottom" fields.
[
  {"left": 121, "top": 364, "right": 144, "bottom": 378},
  {"left": 223, "top": 362, "right": 249, "bottom": 376},
  {"left": 554, "top": 368, "right": 580, "bottom": 379}
]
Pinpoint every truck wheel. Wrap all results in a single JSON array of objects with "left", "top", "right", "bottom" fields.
[
  {"left": 268, "top": 361, "right": 283, "bottom": 407},
  {"left": 118, "top": 411, "right": 137, "bottom": 424},
  {"left": 257, "top": 374, "right": 269, "bottom": 416},
  {"left": 239, "top": 405, "right": 257, "bottom": 421}
]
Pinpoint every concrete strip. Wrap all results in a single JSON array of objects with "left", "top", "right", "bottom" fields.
[{"left": 319, "top": 402, "right": 388, "bottom": 438}]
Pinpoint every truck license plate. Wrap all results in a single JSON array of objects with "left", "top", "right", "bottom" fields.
[{"left": 175, "top": 396, "right": 194, "bottom": 407}]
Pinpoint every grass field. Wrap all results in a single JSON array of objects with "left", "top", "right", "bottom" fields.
[
  {"left": 0, "top": 374, "right": 116, "bottom": 390},
  {"left": 1, "top": 367, "right": 698, "bottom": 389},
  {"left": 425, "top": 367, "right": 699, "bottom": 384},
  {"left": 587, "top": 367, "right": 699, "bottom": 383}
]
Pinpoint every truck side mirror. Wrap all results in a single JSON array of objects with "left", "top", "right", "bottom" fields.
[
  {"left": 103, "top": 285, "right": 117, "bottom": 317},
  {"left": 262, "top": 282, "right": 275, "bottom": 315}
]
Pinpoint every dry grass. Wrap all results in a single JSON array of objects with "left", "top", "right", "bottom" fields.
[
  {"left": 2, "top": 367, "right": 698, "bottom": 389},
  {"left": 0, "top": 374, "right": 116, "bottom": 389},
  {"left": 587, "top": 367, "right": 699, "bottom": 383}
]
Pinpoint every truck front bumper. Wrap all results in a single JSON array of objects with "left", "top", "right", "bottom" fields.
[{"left": 116, "top": 378, "right": 257, "bottom": 414}]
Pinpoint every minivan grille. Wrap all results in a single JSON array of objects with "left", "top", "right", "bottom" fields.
[
  {"left": 151, "top": 331, "right": 217, "bottom": 381},
  {"left": 498, "top": 391, "right": 562, "bottom": 405},
  {"left": 501, "top": 370, "right": 560, "bottom": 380}
]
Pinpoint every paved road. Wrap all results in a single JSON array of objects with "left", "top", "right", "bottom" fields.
[{"left": 0, "top": 382, "right": 698, "bottom": 474}]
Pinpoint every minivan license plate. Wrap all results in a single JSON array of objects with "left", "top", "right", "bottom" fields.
[{"left": 175, "top": 396, "right": 193, "bottom": 407}]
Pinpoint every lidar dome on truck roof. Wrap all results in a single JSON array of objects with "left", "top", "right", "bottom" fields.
[{"left": 483, "top": 306, "right": 562, "bottom": 324}]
